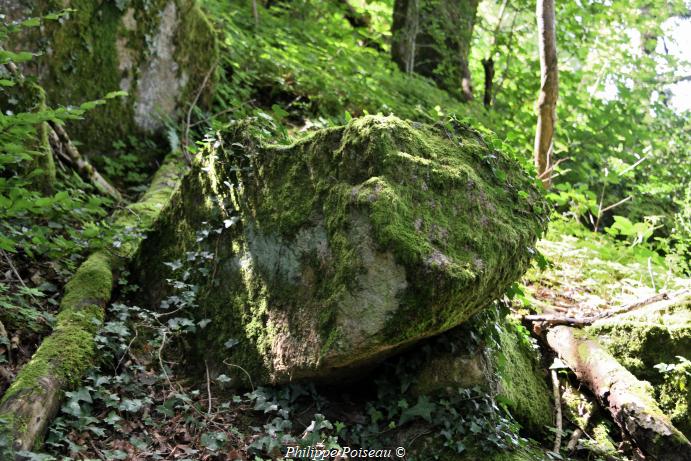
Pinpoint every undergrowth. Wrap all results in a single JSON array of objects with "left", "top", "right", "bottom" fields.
[{"left": 35, "top": 251, "right": 538, "bottom": 460}]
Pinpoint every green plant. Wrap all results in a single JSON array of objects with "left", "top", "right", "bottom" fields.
[{"left": 655, "top": 356, "right": 691, "bottom": 394}]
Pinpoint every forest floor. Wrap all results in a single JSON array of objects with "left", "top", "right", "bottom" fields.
[
  {"left": 4, "top": 217, "right": 681, "bottom": 461},
  {"left": 524, "top": 218, "right": 690, "bottom": 320}
]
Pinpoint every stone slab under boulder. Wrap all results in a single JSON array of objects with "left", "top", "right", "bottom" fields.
[
  {"left": 134, "top": 115, "right": 547, "bottom": 384},
  {"left": 411, "top": 310, "right": 553, "bottom": 435}
]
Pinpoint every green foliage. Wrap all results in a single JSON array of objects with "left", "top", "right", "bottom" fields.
[
  {"left": 203, "top": 0, "right": 482, "bottom": 127},
  {"left": 0, "top": 12, "right": 121, "bottom": 342},
  {"left": 471, "top": 0, "right": 690, "bottom": 265},
  {"left": 655, "top": 356, "right": 691, "bottom": 394}
]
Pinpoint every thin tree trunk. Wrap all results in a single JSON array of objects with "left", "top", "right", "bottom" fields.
[
  {"left": 534, "top": 0, "right": 558, "bottom": 187},
  {"left": 338, "top": 0, "right": 371, "bottom": 28},
  {"left": 481, "top": 0, "right": 506, "bottom": 108},
  {"left": 482, "top": 57, "right": 495, "bottom": 108},
  {"left": 391, "top": 0, "right": 479, "bottom": 100},
  {"left": 546, "top": 326, "right": 691, "bottom": 460}
]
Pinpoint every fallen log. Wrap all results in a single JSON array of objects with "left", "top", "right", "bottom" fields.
[
  {"left": 0, "top": 152, "right": 186, "bottom": 459},
  {"left": 545, "top": 325, "right": 691, "bottom": 461}
]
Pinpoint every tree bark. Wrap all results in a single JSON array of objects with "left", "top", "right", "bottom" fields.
[
  {"left": 0, "top": 153, "right": 186, "bottom": 459},
  {"left": 533, "top": 0, "right": 558, "bottom": 187},
  {"left": 546, "top": 326, "right": 691, "bottom": 460},
  {"left": 391, "top": 0, "right": 479, "bottom": 101}
]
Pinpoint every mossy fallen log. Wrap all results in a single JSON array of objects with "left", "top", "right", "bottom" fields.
[
  {"left": 546, "top": 325, "right": 691, "bottom": 461},
  {"left": 0, "top": 152, "right": 186, "bottom": 458},
  {"left": 586, "top": 292, "right": 691, "bottom": 436}
]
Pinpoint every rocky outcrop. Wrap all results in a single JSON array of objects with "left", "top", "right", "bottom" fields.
[
  {"left": 135, "top": 115, "right": 548, "bottom": 384},
  {"left": 2, "top": 0, "right": 217, "bottom": 154}
]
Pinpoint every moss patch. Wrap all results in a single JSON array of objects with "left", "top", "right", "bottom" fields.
[
  {"left": 0, "top": 152, "right": 185, "bottom": 453},
  {"left": 495, "top": 318, "right": 553, "bottom": 434}
]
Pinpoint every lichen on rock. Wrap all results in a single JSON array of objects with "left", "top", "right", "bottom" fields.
[{"left": 135, "top": 115, "right": 548, "bottom": 384}]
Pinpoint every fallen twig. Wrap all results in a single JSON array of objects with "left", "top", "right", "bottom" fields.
[
  {"left": 1, "top": 250, "right": 37, "bottom": 302},
  {"left": 524, "top": 290, "right": 687, "bottom": 327},
  {"left": 205, "top": 360, "right": 212, "bottom": 415},
  {"left": 48, "top": 121, "right": 122, "bottom": 202},
  {"left": 183, "top": 65, "right": 216, "bottom": 163},
  {"left": 551, "top": 367, "right": 562, "bottom": 453}
]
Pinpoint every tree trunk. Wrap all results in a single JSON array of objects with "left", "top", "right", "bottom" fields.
[
  {"left": 533, "top": 0, "right": 558, "bottom": 187},
  {"left": 391, "top": 0, "right": 479, "bottom": 101},
  {"left": 482, "top": 57, "right": 495, "bottom": 108},
  {"left": 338, "top": 0, "right": 371, "bottom": 28},
  {"left": 546, "top": 326, "right": 691, "bottom": 461},
  {"left": 0, "top": 153, "right": 186, "bottom": 459}
]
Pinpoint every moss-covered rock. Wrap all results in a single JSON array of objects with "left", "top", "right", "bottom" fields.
[
  {"left": 587, "top": 293, "right": 691, "bottom": 436},
  {"left": 135, "top": 115, "right": 547, "bottom": 384},
  {"left": 412, "top": 312, "right": 552, "bottom": 434},
  {"left": 3, "top": 0, "right": 217, "bottom": 155}
]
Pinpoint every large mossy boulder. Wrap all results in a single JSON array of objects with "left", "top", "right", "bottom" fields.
[
  {"left": 2, "top": 0, "right": 217, "bottom": 154},
  {"left": 135, "top": 115, "right": 547, "bottom": 384},
  {"left": 587, "top": 293, "right": 691, "bottom": 436}
]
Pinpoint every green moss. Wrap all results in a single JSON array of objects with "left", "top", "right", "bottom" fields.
[
  {"left": 27, "top": 0, "right": 217, "bottom": 155},
  {"left": 175, "top": 0, "right": 219, "bottom": 105},
  {"left": 0, "top": 151, "right": 185, "bottom": 452},
  {"left": 0, "top": 413, "right": 24, "bottom": 458},
  {"left": 0, "top": 252, "right": 112, "bottom": 405},
  {"left": 407, "top": 308, "right": 551, "bottom": 435},
  {"left": 410, "top": 433, "right": 549, "bottom": 461},
  {"left": 35, "top": 0, "right": 127, "bottom": 152},
  {"left": 582, "top": 419, "right": 618, "bottom": 456},
  {"left": 495, "top": 319, "right": 553, "bottom": 434}
]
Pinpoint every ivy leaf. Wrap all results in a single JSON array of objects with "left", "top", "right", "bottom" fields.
[
  {"left": 224, "top": 338, "right": 239, "bottom": 349},
  {"left": 119, "top": 398, "right": 143, "bottom": 413},
  {"left": 399, "top": 395, "right": 435, "bottom": 425},
  {"left": 200, "top": 431, "right": 227, "bottom": 451}
]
